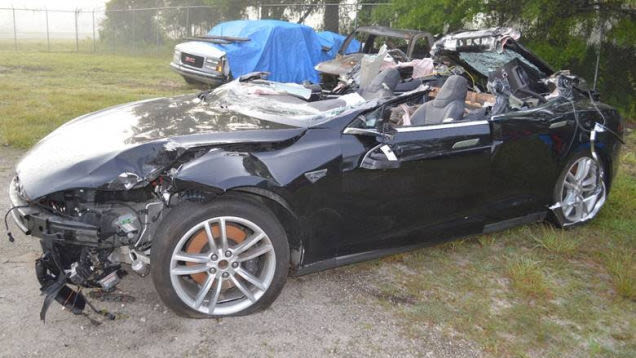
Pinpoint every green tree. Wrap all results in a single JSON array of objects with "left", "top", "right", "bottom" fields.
[
  {"left": 162, "top": 0, "right": 249, "bottom": 37},
  {"left": 100, "top": 0, "right": 251, "bottom": 46},
  {"left": 100, "top": 0, "right": 166, "bottom": 46}
]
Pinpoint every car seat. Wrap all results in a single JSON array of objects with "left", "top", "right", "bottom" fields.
[
  {"left": 359, "top": 68, "right": 401, "bottom": 100},
  {"left": 411, "top": 75, "right": 468, "bottom": 126}
]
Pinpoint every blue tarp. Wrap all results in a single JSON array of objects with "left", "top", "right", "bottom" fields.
[
  {"left": 317, "top": 31, "right": 361, "bottom": 61},
  {"left": 208, "top": 20, "right": 324, "bottom": 83}
]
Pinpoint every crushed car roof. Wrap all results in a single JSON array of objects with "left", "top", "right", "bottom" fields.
[
  {"left": 356, "top": 25, "right": 430, "bottom": 40},
  {"left": 430, "top": 27, "right": 521, "bottom": 55}
]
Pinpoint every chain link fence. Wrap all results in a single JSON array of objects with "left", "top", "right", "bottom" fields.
[{"left": 0, "top": 3, "right": 389, "bottom": 54}]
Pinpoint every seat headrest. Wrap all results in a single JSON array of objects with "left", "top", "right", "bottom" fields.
[
  {"left": 360, "top": 68, "right": 401, "bottom": 100},
  {"left": 432, "top": 75, "right": 468, "bottom": 108}
]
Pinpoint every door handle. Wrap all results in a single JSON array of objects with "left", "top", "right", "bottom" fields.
[{"left": 452, "top": 138, "right": 480, "bottom": 149}]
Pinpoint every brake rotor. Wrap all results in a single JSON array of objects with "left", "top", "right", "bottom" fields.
[{"left": 185, "top": 223, "right": 247, "bottom": 285}]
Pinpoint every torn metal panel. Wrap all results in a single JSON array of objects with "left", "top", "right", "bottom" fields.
[
  {"left": 355, "top": 26, "right": 427, "bottom": 40},
  {"left": 315, "top": 53, "right": 365, "bottom": 75},
  {"left": 316, "top": 26, "right": 434, "bottom": 77},
  {"left": 431, "top": 27, "right": 521, "bottom": 55}
]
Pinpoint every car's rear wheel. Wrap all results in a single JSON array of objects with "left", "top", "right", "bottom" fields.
[
  {"left": 151, "top": 198, "right": 289, "bottom": 318},
  {"left": 552, "top": 153, "right": 607, "bottom": 227}
]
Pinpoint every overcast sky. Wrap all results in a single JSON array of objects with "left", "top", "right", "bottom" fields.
[
  {"left": 0, "top": 0, "right": 107, "bottom": 10},
  {"left": 0, "top": 1, "right": 357, "bottom": 39},
  {"left": 0, "top": 1, "right": 109, "bottom": 39}
]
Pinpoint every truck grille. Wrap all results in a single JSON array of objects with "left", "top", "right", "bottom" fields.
[{"left": 181, "top": 52, "right": 204, "bottom": 68}]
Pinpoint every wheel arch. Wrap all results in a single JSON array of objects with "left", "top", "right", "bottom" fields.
[
  {"left": 568, "top": 139, "right": 615, "bottom": 191},
  {"left": 227, "top": 187, "right": 304, "bottom": 270},
  {"left": 550, "top": 148, "right": 609, "bottom": 227},
  {"left": 174, "top": 180, "right": 305, "bottom": 271}
]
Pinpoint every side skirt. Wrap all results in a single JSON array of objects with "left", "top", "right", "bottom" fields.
[
  {"left": 292, "top": 211, "right": 548, "bottom": 276},
  {"left": 483, "top": 211, "right": 547, "bottom": 233}
]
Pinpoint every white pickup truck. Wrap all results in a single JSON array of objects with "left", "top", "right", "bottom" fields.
[{"left": 170, "top": 39, "right": 232, "bottom": 86}]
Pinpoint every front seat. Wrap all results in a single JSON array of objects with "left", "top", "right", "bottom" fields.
[
  {"left": 359, "top": 68, "right": 401, "bottom": 100},
  {"left": 411, "top": 75, "right": 468, "bottom": 126}
]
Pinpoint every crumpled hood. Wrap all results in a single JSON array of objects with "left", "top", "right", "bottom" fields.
[{"left": 16, "top": 94, "right": 304, "bottom": 200}]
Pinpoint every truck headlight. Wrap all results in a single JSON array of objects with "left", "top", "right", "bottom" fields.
[
  {"left": 173, "top": 50, "right": 181, "bottom": 64},
  {"left": 204, "top": 57, "right": 219, "bottom": 71},
  {"left": 204, "top": 57, "right": 225, "bottom": 72}
]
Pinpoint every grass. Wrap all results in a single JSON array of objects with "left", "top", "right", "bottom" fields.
[
  {"left": 0, "top": 46, "right": 195, "bottom": 148},
  {"left": 506, "top": 256, "right": 552, "bottom": 299},
  {"left": 530, "top": 225, "right": 580, "bottom": 256},
  {"left": 354, "top": 129, "right": 636, "bottom": 357},
  {"left": 0, "top": 47, "right": 634, "bottom": 357}
]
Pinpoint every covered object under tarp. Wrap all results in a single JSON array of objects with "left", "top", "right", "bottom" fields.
[
  {"left": 208, "top": 20, "right": 324, "bottom": 83},
  {"left": 317, "top": 31, "right": 361, "bottom": 61}
]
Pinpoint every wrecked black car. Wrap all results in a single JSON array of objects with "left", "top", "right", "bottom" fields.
[{"left": 6, "top": 28, "right": 624, "bottom": 319}]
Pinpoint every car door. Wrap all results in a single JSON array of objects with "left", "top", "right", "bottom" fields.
[
  {"left": 487, "top": 97, "right": 578, "bottom": 223},
  {"left": 338, "top": 117, "right": 493, "bottom": 256}
]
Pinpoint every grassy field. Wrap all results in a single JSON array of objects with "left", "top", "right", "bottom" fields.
[
  {"left": 0, "top": 49, "right": 634, "bottom": 357},
  {"left": 0, "top": 47, "right": 193, "bottom": 148}
]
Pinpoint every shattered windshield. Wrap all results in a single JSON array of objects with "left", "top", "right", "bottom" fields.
[
  {"left": 459, "top": 49, "right": 546, "bottom": 77},
  {"left": 205, "top": 80, "right": 365, "bottom": 127}
]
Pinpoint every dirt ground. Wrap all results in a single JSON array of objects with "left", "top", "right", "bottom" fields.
[{"left": 0, "top": 146, "right": 481, "bottom": 358}]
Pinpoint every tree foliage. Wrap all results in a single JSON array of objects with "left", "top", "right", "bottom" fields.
[
  {"left": 100, "top": 0, "right": 250, "bottom": 45},
  {"left": 98, "top": 0, "right": 634, "bottom": 117},
  {"left": 100, "top": 0, "right": 166, "bottom": 45},
  {"left": 370, "top": 0, "right": 635, "bottom": 118}
]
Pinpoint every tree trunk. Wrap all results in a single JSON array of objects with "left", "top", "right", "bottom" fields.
[{"left": 323, "top": 0, "right": 340, "bottom": 32}]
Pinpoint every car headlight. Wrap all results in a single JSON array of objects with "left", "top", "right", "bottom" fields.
[
  {"left": 173, "top": 50, "right": 181, "bottom": 64},
  {"left": 204, "top": 57, "right": 225, "bottom": 72}
]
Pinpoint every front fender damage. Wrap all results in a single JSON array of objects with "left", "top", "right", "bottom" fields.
[{"left": 7, "top": 130, "right": 307, "bottom": 322}]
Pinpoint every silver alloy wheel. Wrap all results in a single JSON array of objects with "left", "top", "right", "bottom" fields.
[
  {"left": 558, "top": 157, "right": 606, "bottom": 224},
  {"left": 169, "top": 216, "right": 276, "bottom": 315}
]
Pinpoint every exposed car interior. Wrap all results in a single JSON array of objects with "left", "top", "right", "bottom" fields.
[
  {"left": 344, "top": 46, "right": 559, "bottom": 130},
  {"left": 211, "top": 39, "right": 561, "bottom": 131}
]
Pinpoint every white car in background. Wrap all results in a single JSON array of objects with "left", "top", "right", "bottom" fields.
[{"left": 170, "top": 40, "right": 230, "bottom": 85}]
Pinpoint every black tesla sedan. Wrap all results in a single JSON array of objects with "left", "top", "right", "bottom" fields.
[{"left": 7, "top": 28, "right": 624, "bottom": 319}]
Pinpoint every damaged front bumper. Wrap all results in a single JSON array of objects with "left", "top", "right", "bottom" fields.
[
  {"left": 8, "top": 176, "right": 164, "bottom": 321},
  {"left": 9, "top": 177, "right": 103, "bottom": 246},
  {"left": 8, "top": 174, "right": 168, "bottom": 250}
]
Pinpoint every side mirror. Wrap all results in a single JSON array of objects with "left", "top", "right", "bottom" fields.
[
  {"left": 360, "top": 144, "right": 400, "bottom": 170},
  {"left": 343, "top": 127, "right": 394, "bottom": 142},
  {"left": 343, "top": 127, "right": 380, "bottom": 136}
]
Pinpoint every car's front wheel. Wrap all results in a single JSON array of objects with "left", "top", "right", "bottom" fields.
[
  {"left": 552, "top": 153, "right": 607, "bottom": 227},
  {"left": 151, "top": 198, "right": 289, "bottom": 318}
]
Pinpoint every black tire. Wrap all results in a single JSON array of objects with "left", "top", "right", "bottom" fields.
[
  {"left": 550, "top": 152, "right": 606, "bottom": 228},
  {"left": 151, "top": 197, "right": 289, "bottom": 318}
]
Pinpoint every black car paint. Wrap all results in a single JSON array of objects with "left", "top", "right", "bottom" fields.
[
  {"left": 15, "top": 94, "right": 302, "bottom": 200},
  {"left": 11, "top": 82, "right": 623, "bottom": 277}
]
